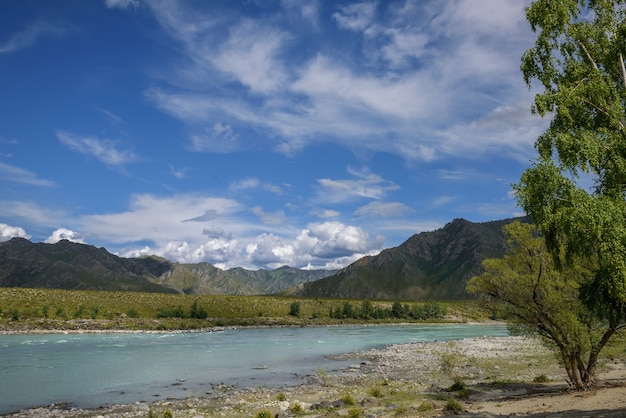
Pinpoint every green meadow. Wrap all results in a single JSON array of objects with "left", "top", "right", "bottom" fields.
[{"left": 0, "top": 287, "right": 484, "bottom": 331}]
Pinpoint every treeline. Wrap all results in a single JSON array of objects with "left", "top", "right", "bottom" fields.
[{"left": 327, "top": 300, "right": 447, "bottom": 320}]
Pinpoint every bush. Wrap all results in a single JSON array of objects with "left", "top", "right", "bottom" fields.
[
  {"left": 189, "top": 300, "right": 208, "bottom": 319},
  {"left": 417, "top": 400, "right": 435, "bottom": 412},
  {"left": 341, "top": 393, "right": 356, "bottom": 406},
  {"left": 126, "top": 308, "right": 139, "bottom": 318},
  {"left": 254, "top": 411, "right": 273, "bottom": 418},
  {"left": 277, "top": 392, "right": 286, "bottom": 401},
  {"left": 347, "top": 408, "right": 361, "bottom": 418},
  {"left": 533, "top": 374, "right": 552, "bottom": 383},
  {"left": 444, "top": 397, "right": 463, "bottom": 412},
  {"left": 369, "top": 386, "right": 384, "bottom": 398},
  {"left": 289, "top": 301, "right": 301, "bottom": 317},
  {"left": 10, "top": 308, "right": 19, "bottom": 321},
  {"left": 290, "top": 402, "right": 303, "bottom": 413},
  {"left": 157, "top": 306, "right": 185, "bottom": 318}
]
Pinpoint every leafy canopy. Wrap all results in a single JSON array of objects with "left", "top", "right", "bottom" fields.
[
  {"left": 467, "top": 222, "right": 616, "bottom": 389},
  {"left": 516, "top": 0, "right": 626, "bottom": 304}
]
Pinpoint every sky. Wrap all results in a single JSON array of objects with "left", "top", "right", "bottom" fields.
[{"left": 0, "top": 0, "right": 548, "bottom": 271}]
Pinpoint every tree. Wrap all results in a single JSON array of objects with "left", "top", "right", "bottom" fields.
[
  {"left": 513, "top": 0, "right": 626, "bottom": 387},
  {"left": 467, "top": 222, "right": 617, "bottom": 389}
]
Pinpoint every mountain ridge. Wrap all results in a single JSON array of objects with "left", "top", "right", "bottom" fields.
[{"left": 0, "top": 216, "right": 529, "bottom": 298}]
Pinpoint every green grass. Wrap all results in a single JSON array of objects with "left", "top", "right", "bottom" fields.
[{"left": 0, "top": 287, "right": 488, "bottom": 330}]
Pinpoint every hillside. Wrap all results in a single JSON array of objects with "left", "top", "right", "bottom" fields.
[
  {"left": 288, "top": 216, "right": 530, "bottom": 300},
  {"left": 0, "top": 238, "right": 335, "bottom": 295}
]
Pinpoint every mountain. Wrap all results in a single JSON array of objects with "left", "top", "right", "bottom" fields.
[
  {"left": 156, "top": 264, "right": 336, "bottom": 295},
  {"left": 0, "top": 238, "right": 335, "bottom": 294},
  {"left": 0, "top": 237, "right": 177, "bottom": 293},
  {"left": 287, "top": 216, "right": 531, "bottom": 300}
]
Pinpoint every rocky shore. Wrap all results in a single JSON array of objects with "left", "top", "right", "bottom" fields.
[{"left": 4, "top": 335, "right": 626, "bottom": 417}]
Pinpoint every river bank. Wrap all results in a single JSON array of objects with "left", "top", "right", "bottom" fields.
[{"left": 4, "top": 335, "right": 626, "bottom": 417}]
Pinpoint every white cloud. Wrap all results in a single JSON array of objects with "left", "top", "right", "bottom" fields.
[
  {"left": 296, "top": 221, "right": 384, "bottom": 259},
  {"left": 332, "top": 2, "right": 376, "bottom": 31},
  {"left": 45, "top": 228, "right": 85, "bottom": 244},
  {"left": 57, "top": 131, "right": 136, "bottom": 166},
  {"left": 0, "top": 162, "right": 56, "bottom": 187},
  {"left": 0, "top": 21, "right": 66, "bottom": 54},
  {"left": 354, "top": 201, "right": 413, "bottom": 217},
  {"left": 212, "top": 19, "right": 290, "bottom": 94},
  {"left": 251, "top": 205, "right": 286, "bottom": 226},
  {"left": 188, "top": 123, "right": 239, "bottom": 153},
  {"left": 141, "top": 1, "right": 537, "bottom": 163},
  {"left": 80, "top": 193, "right": 243, "bottom": 244},
  {"left": 105, "top": 0, "right": 139, "bottom": 10},
  {"left": 0, "top": 223, "right": 31, "bottom": 242},
  {"left": 316, "top": 167, "right": 400, "bottom": 203}
]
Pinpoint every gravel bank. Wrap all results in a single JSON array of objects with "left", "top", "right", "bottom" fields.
[{"left": 4, "top": 336, "right": 581, "bottom": 418}]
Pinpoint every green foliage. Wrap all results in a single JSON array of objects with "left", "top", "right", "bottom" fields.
[
  {"left": 347, "top": 407, "right": 362, "bottom": 418},
  {"left": 254, "top": 411, "right": 273, "bottom": 418},
  {"left": 444, "top": 397, "right": 463, "bottom": 412},
  {"left": 189, "top": 299, "right": 208, "bottom": 319},
  {"left": 290, "top": 402, "right": 303, "bottom": 413},
  {"left": 341, "top": 393, "right": 356, "bottom": 406},
  {"left": 533, "top": 374, "right": 552, "bottom": 383},
  {"left": 467, "top": 222, "right": 620, "bottom": 389},
  {"left": 368, "top": 386, "right": 384, "bottom": 398},
  {"left": 10, "top": 308, "right": 19, "bottom": 321},
  {"left": 289, "top": 301, "right": 301, "bottom": 317},
  {"left": 515, "top": 0, "right": 626, "bottom": 387},
  {"left": 417, "top": 400, "right": 435, "bottom": 412},
  {"left": 276, "top": 391, "right": 286, "bottom": 401}
]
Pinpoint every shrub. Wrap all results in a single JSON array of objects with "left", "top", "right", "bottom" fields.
[
  {"left": 276, "top": 392, "right": 286, "bottom": 401},
  {"left": 347, "top": 407, "right": 362, "bottom": 418},
  {"left": 444, "top": 397, "right": 463, "bottom": 412},
  {"left": 254, "top": 411, "right": 273, "bottom": 418},
  {"left": 417, "top": 400, "right": 435, "bottom": 412},
  {"left": 448, "top": 378, "right": 466, "bottom": 392},
  {"left": 10, "top": 308, "right": 19, "bottom": 321},
  {"left": 369, "top": 386, "right": 384, "bottom": 398},
  {"left": 126, "top": 308, "right": 139, "bottom": 318},
  {"left": 289, "top": 301, "right": 301, "bottom": 317},
  {"left": 341, "top": 393, "right": 356, "bottom": 406},
  {"left": 533, "top": 374, "right": 552, "bottom": 383},
  {"left": 189, "top": 300, "right": 208, "bottom": 319},
  {"left": 90, "top": 306, "right": 99, "bottom": 319},
  {"left": 290, "top": 402, "right": 303, "bottom": 413},
  {"left": 42, "top": 305, "right": 49, "bottom": 318}
]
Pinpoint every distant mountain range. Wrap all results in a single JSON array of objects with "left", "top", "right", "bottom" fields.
[
  {"left": 0, "top": 216, "right": 529, "bottom": 299},
  {"left": 0, "top": 238, "right": 335, "bottom": 295}
]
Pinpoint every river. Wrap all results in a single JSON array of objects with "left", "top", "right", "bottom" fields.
[{"left": 0, "top": 323, "right": 508, "bottom": 414}]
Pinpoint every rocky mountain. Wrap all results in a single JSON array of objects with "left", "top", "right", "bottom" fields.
[
  {"left": 0, "top": 238, "right": 335, "bottom": 294},
  {"left": 287, "top": 216, "right": 531, "bottom": 300}
]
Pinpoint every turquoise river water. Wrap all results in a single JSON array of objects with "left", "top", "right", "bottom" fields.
[{"left": 0, "top": 323, "right": 509, "bottom": 414}]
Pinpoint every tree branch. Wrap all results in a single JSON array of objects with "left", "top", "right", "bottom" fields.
[{"left": 579, "top": 41, "right": 598, "bottom": 71}]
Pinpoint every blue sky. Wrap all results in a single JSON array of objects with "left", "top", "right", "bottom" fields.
[{"left": 0, "top": 0, "right": 546, "bottom": 270}]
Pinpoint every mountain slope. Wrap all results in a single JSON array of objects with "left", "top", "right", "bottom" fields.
[
  {"left": 0, "top": 238, "right": 335, "bottom": 294},
  {"left": 0, "top": 238, "right": 178, "bottom": 293},
  {"left": 290, "top": 216, "right": 530, "bottom": 300}
]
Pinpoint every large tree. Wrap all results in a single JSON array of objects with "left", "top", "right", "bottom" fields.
[
  {"left": 467, "top": 222, "right": 613, "bottom": 389},
  {"left": 513, "top": 0, "right": 626, "bottom": 387}
]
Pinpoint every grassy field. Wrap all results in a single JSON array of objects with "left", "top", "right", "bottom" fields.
[{"left": 0, "top": 287, "right": 487, "bottom": 331}]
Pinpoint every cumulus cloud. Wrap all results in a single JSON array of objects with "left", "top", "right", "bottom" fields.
[
  {"left": 0, "top": 223, "right": 31, "bottom": 242},
  {"left": 45, "top": 228, "right": 86, "bottom": 244},
  {"left": 56, "top": 131, "right": 136, "bottom": 166}
]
